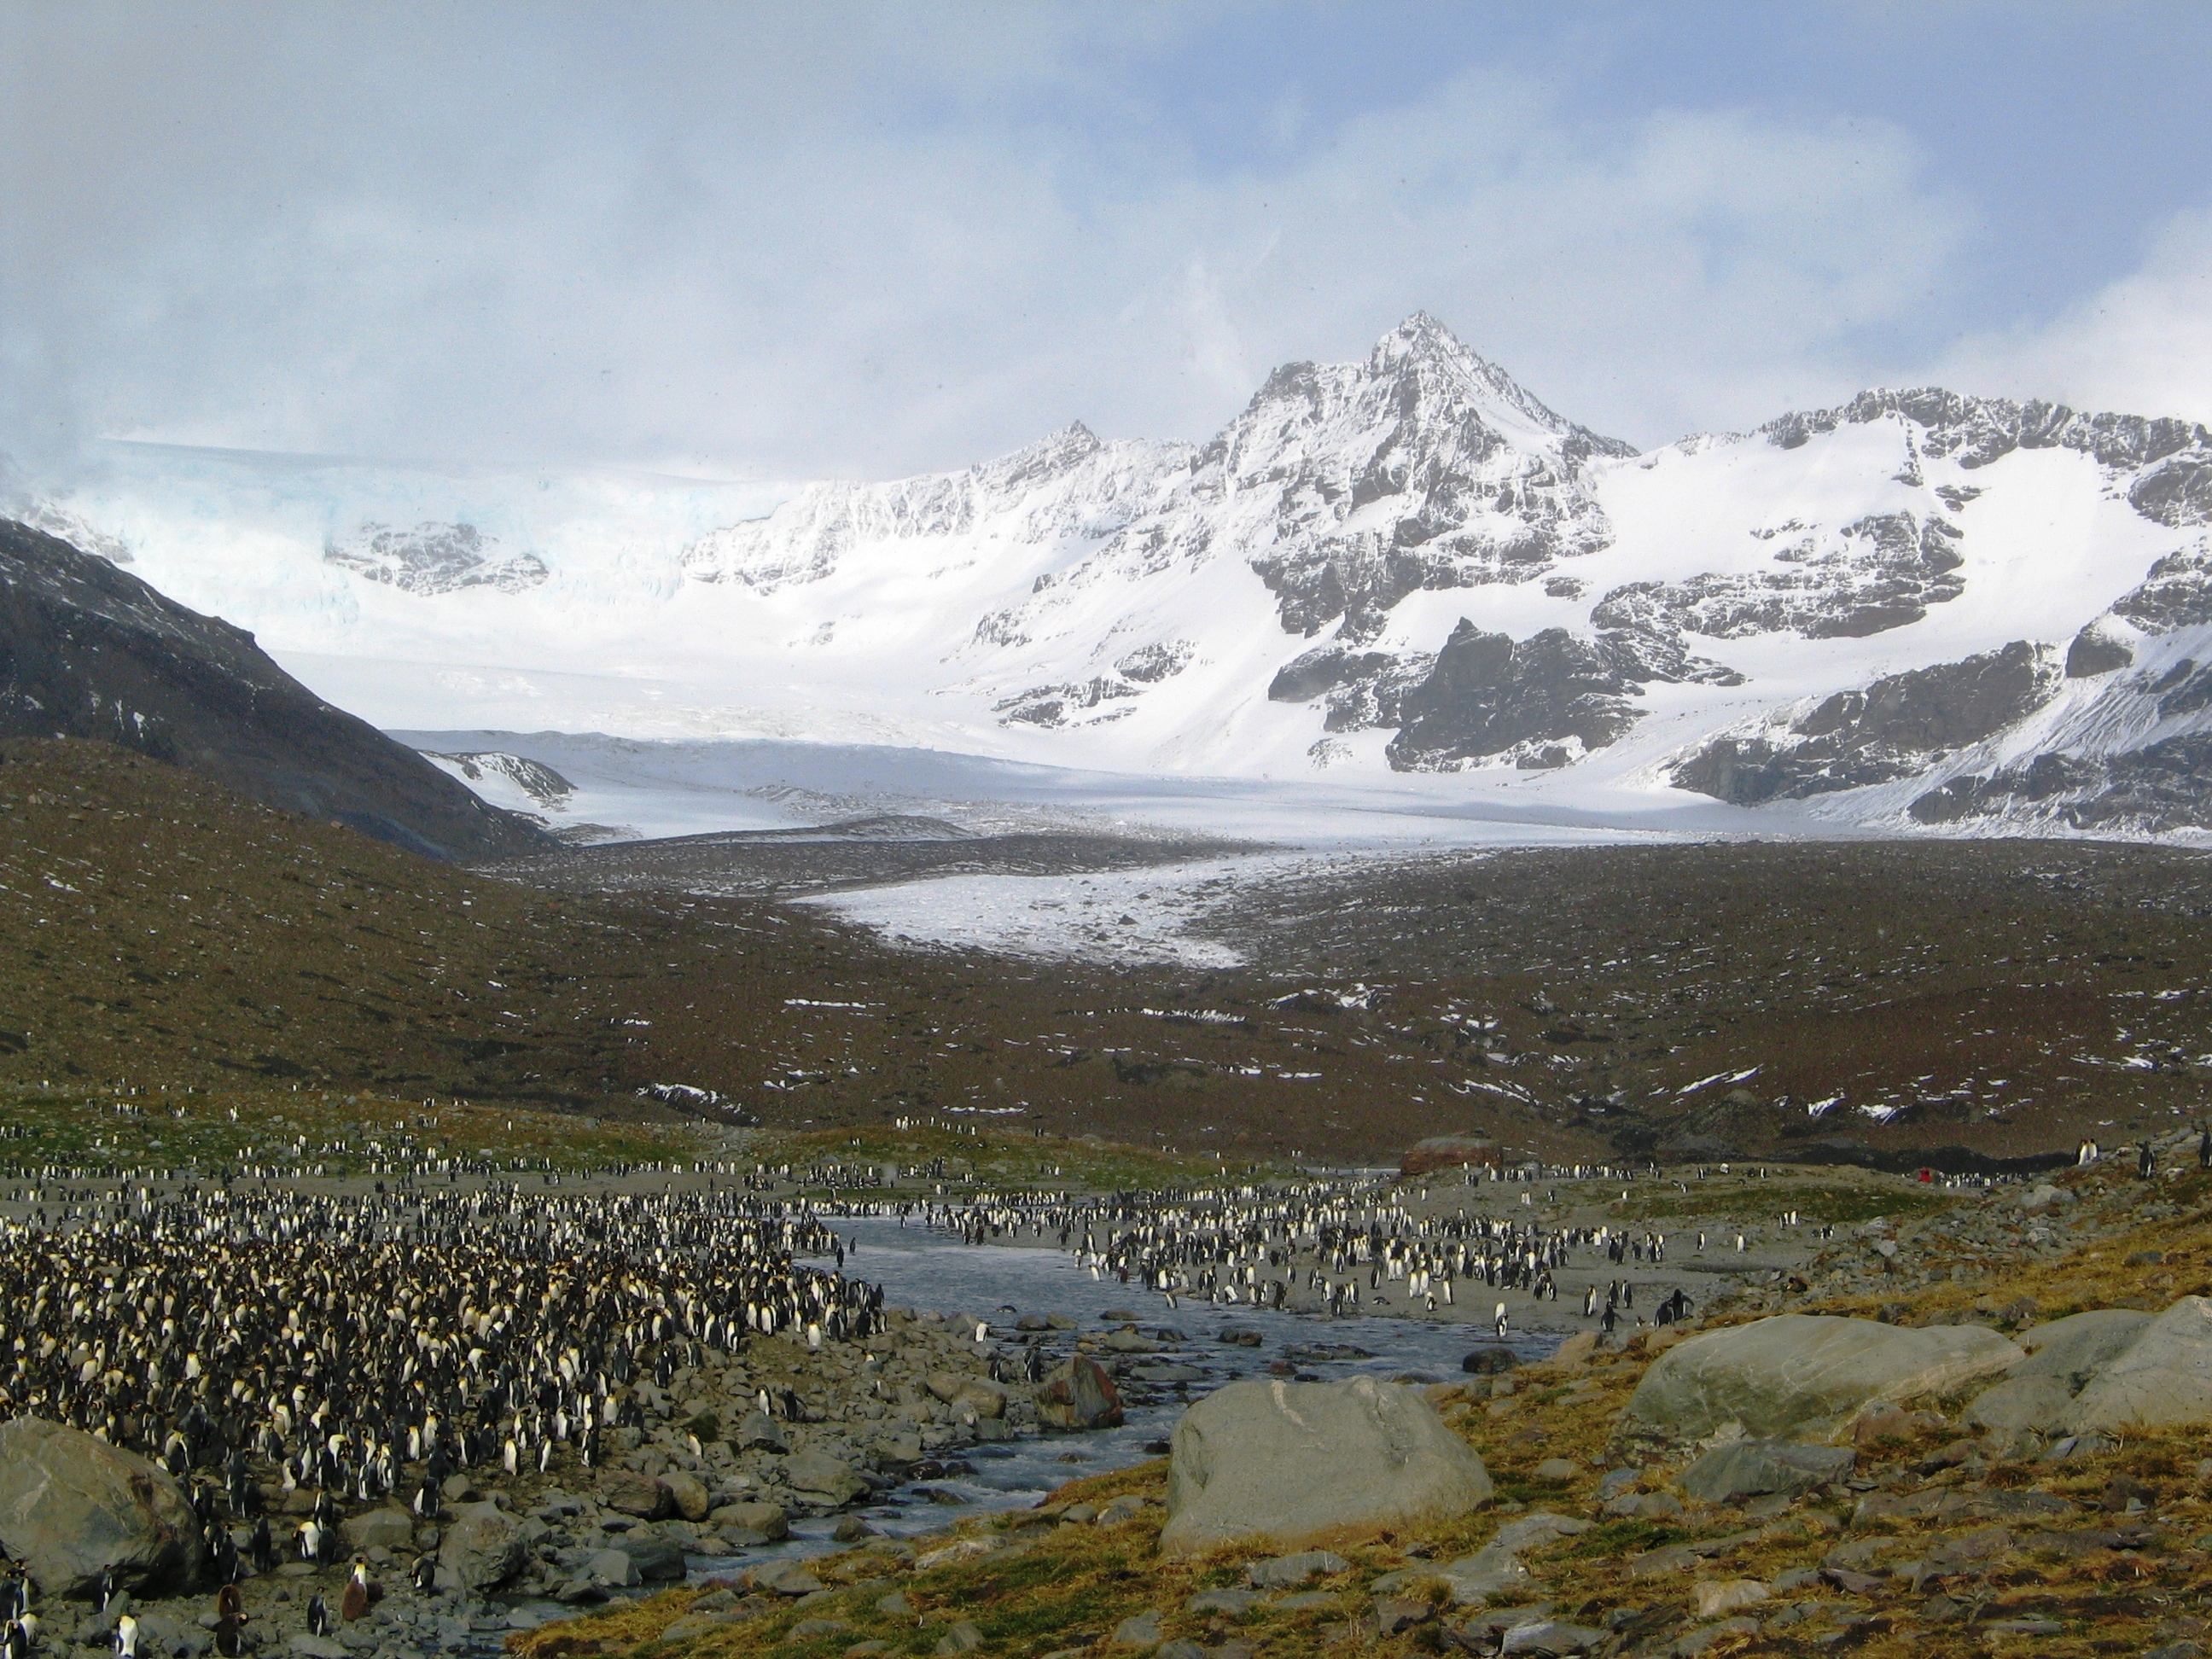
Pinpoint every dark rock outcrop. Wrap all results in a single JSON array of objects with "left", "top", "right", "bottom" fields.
[
  {"left": 1763, "top": 387, "right": 2211, "bottom": 477},
  {"left": 0, "top": 520, "right": 550, "bottom": 860},
  {"left": 1674, "top": 642, "right": 2058, "bottom": 806},
  {"left": 2065, "top": 624, "right": 2135, "bottom": 678},
  {"left": 1387, "top": 623, "right": 1640, "bottom": 771},
  {"left": 1593, "top": 512, "right": 1966, "bottom": 644},
  {"left": 2110, "top": 543, "right": 2212, "bottom": 633},
  {"left": 1909, "top": 733, "right": 2212, "bottom": 834}
]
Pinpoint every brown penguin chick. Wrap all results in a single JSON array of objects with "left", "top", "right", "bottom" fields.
[
  {"left": 213, "top": 1586, "right": 243, "bottom": 1659},
  {"left": 341, "top": 1560, "right": 372, "bottom": 1622}
]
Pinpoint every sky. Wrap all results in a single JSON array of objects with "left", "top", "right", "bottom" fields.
[{"left": 5, "top": 2, "right": 2212, "bottom": 482}]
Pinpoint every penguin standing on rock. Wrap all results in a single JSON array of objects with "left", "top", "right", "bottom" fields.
[
  {"left": 2140, "top": 1142, "right": 2157, "bottom": 1180},
  {"left": 113, "top": 1615, "right": 138, "bottom": 1659},
  {"left": 306, "top": 1596, "right": 329, "bottom": 1639},
  {"left": 410, "top": 1555, "right": 437, "bottom": 1595}
]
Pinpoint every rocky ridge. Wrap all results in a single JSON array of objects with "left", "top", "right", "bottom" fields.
[{"left": 0, "top": 521, "right": 549, "bottom": 859}]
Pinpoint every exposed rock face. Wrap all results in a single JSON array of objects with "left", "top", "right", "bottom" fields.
[
  {"left": 1762, "top": 387, "right": 2210, "bottom": 477},
  {"left": 1035, "top": 1356, "right": 1124, "bottom": 1432},
  {"left": 1909, "top": 732, "right": 2212, "bottom": 834},
  {"left": 1615, "top": 1315, "right": 2020, "bottom": 1447},
  {"left": 1594, "top": 512, "right": 1965, "bottom": 645},
  {"left": 0, "top": 1419, "right": 202, "bottom": 1598},
  {"left": 324, "top": 521, "right": 548, "bottom": 594},
  {"left": 0, "top": 521, "right": 550, "bottom": 860},
  {"left": 1673, "top": 642, "right": 2059, "bottom": 806},
  {"left": 2065, "top": 623, "right": 2136, "bottom": 678},
  {"left": 420, "top": 750, "right": 575, "bottom": 808},
  {"left": 1159, "top": 1376, "right": 1493, "bottom": 1557},
  {"left": 2016, "top": 1309, "right": 2154, "bottom": 1383},
  {"left": 2110, "top": 541, "right": 2212, "bottom": 631},
  {"left": 1387, "top": 624, "right": 1640, "bottom": 772},
  {"left": 2066, "top": 1295, "right": 2212, "bottom": 1432}
]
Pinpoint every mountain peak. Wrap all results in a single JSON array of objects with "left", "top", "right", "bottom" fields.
[
  {"left": 1370, "top": 310, "right": 1479, "bottom": 375},
  {"left": 1364, "top": 312, "right": 1632, "bottom": 457}
]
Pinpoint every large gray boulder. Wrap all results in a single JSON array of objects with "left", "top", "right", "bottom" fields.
[
  {"left": 0, "top": 1418, "right": 202, "bottom": 1598},
  {"left": 1160, "top": 1376, "right": 1492, "bottom": 1558},
  {"left": 1963, "top": 1308, "right": 2153, "bottom": 1433},
  {"left": 2068, "top": 1296, "right": 2212, "bottom": 1432},
  {"left": 2016, "top": 1309, "right": 2153, "bottom": 1387},
  {"left": 436, "top": 1502, "right": 525, "bottom": 1592},
  {"left": 1615, "top": 1315, "right": 2020, "bottom": 1447}
]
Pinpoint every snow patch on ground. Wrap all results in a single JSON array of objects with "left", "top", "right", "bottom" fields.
[{"left": 790, "top": 858, "right": 1287, "bottom": 967}]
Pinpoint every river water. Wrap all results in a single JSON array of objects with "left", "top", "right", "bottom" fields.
[{"left": 696, "top": 1215, "right": 1559, "bottom": 1574}]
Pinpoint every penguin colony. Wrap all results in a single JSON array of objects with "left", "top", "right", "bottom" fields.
[
  {"left": 841, "top": 1161, "right": 1765, "bottom": 1334},
  {"left": 0, "top": 1180, "right": 884, "bottom": 1569}
]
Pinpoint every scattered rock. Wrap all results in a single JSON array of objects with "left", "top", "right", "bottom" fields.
[
  {"left": 784, "top": 1449, "right": 868, "bottom": 1506},
  {"left": 1247, "top": 1550, "right": 1349, "bottom": 1589},
  {"left": 1161, "top": 1377, "right": 1493, "bottom": 1557},
  {"left": 1679, "top": 1440, "right": 1855, "bottom": 1505},
  {"left": 1186, "top": 1589, "right": 1261, "bottom": 1615},
  {"left": 1691, "top": 1580, "right": 1769, "bottom": 1620},
  {"left": 1036, "top": 1357, "right": 1126, "bottom": 1433},
  {"left": 1499, "top": 1620, "right": 1605, "bottom": 1656},
  {"left": 659, "top": 1472, "right": 709, "bottom": 1522},
  {"left": 338, "top": 1510, "right": 414, "bottom": 1554},
  {"left": 1438, "top": 1512, "right": 1592, "bottom": 1605},
  {"left": 1109, "top": 1609, "right": 1163, "bottom": 1647},
  {"left": 597, "top": 1471, "right": 672, "bottom": 1520},
  {"left": 435, "top": 1502, "right": 524, "bottom": 1592}
]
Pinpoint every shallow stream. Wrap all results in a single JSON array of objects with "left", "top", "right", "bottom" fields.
[{"left": 693, "top": 1217, "right": 1560, "bottom": 1575}]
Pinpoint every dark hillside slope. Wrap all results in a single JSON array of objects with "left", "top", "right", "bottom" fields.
[{"left": 0, "top": 520, "right": 547, "bottom": 859}]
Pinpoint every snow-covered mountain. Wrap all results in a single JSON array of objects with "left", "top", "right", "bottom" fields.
[{"left": 13, "top": 314, "right": 2212, "bottom": 839}]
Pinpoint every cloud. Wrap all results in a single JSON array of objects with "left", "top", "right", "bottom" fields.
[
  {"left": 1933, "top": 208, "right": 2212, "bottom": 424},
  {"left": 1, "top": 7, "right": 1977, "bottom": 479}
]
